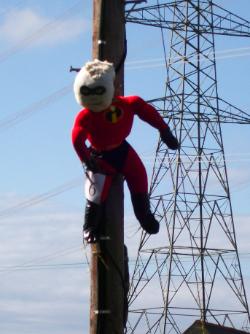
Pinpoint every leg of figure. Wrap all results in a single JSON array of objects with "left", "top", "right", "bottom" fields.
[
  {"left": 121, "top": 145, "right": 159, "bottom": 234},
  {"left": 84, "top": 170, "right": 113, "bottom": 243}
]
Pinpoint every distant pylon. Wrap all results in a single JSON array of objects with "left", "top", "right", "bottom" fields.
[{"left": 126, "top": 1, "right": 250, "bottom": 332}]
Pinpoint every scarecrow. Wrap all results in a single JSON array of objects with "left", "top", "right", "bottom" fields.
[{"left": 72, "top": 59, "right": 179, "bottom": 243}]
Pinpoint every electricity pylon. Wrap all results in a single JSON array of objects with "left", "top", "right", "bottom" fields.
[{"left": 125, "top": 1, "right": 250, "bottom": 332}]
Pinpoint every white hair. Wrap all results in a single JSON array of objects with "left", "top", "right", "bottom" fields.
[
  {"left": 73, "top": 59, "right": 116, "bottom": 110},
  {"left": 83, "top": 59, "right": 115, "bottom": 80}
]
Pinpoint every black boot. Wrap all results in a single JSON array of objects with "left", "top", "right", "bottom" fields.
[
  {"left": 131, "top": 193, "right": 159, "bottom": 234},
  {"left": 83, "top": 200, "right": 103, "bottom": 243}
]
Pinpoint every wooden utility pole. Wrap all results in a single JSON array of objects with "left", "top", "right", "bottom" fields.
[
  {"left": 90, "top": 1, "right": 127, "bottom": 333},
  {"left": 92, "top": 0, "right": 125, "bottom": 95}
]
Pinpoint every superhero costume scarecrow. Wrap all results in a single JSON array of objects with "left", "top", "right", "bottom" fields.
[{"left": 72, "top": 59, "right": 179, "bottom": 243}]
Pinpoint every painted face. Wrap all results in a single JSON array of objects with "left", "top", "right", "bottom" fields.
[
  {"left": 74, "top": 62, "right": 115, "bottom": 112},
  {"left": 79, "top": 76, "right": 114, "bottom": 112}
]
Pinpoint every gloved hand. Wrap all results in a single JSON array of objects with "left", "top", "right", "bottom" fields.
[
  {"left": 84, "top": 153, "right": 116, "bottom": 175},
  {"left": 160, "top": 127, "right": 179, "bottom": 150},
  {"left": 85, "top": 154, "right": 100, "bottom": 173}
]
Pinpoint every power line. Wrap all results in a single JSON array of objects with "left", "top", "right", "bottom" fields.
[
  {"left": 0, "top": 45, "right": 248, "bottom": 133},
  {"left": 0, "top": 85, "right": 71, "bottom": 132},
  {"left": 0, "top": 177, "right": 82, "bottom": 219},
  {"left": 0, "top": 0, "right": 25, "bottom": 16},
  {"left": 0, "top": 262, "right": 88, "bottom": 272},
  {"left": 1, "top": 251, "right": 250, "bottom": 273},
  {"left": 125, "top": 45, "right": 250, "bottom": 70},
  {"left": 0, "top": 244, "right": 85, "bottom": 276},
  {"left": 0, "top": 153, "right": 250, "bottom": 221},
  {"left": 0, "top": 1, "right": 82, "bottom": 64}
]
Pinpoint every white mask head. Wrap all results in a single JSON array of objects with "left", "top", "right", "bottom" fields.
[{"left": 73, "top": 59, "right": 115, "bottom": 112}]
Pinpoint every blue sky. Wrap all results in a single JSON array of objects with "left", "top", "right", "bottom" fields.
[{"left": 0, "top": 0, "right": 250, "bottom": 333}]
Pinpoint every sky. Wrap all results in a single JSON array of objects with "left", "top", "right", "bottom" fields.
[{"left": 0, "top": 0, "right": 250, "bottom": 333}]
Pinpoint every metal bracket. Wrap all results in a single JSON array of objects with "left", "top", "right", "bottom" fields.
[
  {"left": 94, "top": 310, "right": 111, "bottom": 315},
  {"left": 98, "top": 39, "right": 107, "bottom": 45},
  {"left": 100, "top": 236, "right": 111, "bottom": 241},
  {"left": 125, "top": 0, "right": 147, "bottom": 4},
  {"left": 69, "top": 66, "right": 80, "bottom": 72}
]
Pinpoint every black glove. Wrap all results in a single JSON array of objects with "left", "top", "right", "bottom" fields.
[
  {"left": 84, "top": 152, "right": 103, "bottom": 173},
  {"left": 160, "top": 127, "right": 179, "bottom": 150},
  {"left": 84, "top": 152, "right": 115, "bottom": 175},
  {"left": 85, "top": 157, "right": 99, "bottom": 173}
]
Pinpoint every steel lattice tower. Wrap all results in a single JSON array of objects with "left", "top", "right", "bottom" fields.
[{"left": 125, "top": 1, "right": 250, "bottom": 332}]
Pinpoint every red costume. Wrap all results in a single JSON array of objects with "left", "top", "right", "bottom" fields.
[
  {"left": 72, "top": 59, "right": 179, "bottom": 243},
  {"left": 72, "top": 95, "right": 168, "bottom": 198}
]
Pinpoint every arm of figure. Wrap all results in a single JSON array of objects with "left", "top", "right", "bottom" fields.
[
  {"left": 72, "top": 111, "right": 91, "bottom": 163},
  {"left": 132, "top": 95, "right": 168, "bottom": 131},
  {"left": 132, "top": 96, "right": 179, "bottom": 150}
]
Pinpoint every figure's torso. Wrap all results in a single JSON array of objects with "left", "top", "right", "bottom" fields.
[{"left": 82, "top": 96, "right": 135, "bottom": 151}]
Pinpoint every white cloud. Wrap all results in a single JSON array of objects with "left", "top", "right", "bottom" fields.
[
  {"left": 0, "top": 9, "right": 48, "bottom": 41},
  {"left": 0, "top": 194, "right": 90, "bottom": 333},
  {"left": 227, "top": 165, "right": 250, "bottom": 188},
  {"left": 0, "top": 8, "right": 88, "bottom": 47},
  {"left": 1, "top": 190, "right": 250, "bottom": 333},
  {"left": 234, "top": 215, "right": 250, "bottom": 253},
  {"left": 0, "top": 270, "right": 89, "bottom": 334}
]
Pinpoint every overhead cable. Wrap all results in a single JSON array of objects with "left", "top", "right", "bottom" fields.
[
  {"left": 0, "top": 1, "right": 81, "bottom": 64},
  {"left": 0, "top": 85, "right": 71, "bottom": 132},
  {"left": 0, "top": 177, "right": 81, "bottom": 219}
]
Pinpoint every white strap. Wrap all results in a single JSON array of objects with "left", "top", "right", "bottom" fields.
[{"left": 85, "top": 171, "right": 107, "bottom": 204}]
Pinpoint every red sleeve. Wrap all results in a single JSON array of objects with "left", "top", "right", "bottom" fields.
[
  {"left": 129, "top": 96, "right": 169, "bottom": 132},
  {"left": 71, "top": 110, "right": 91, "bottom": 163}
]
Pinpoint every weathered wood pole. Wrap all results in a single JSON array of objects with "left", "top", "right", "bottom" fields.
[{"left": 90, "top": 1, "right": 126, "bottom": 333}]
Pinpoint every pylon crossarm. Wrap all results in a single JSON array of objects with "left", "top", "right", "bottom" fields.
[
  {"left": 212, "top": 2, "right": 250, "bottom": 37},
  {"left": 126, "top": 1, "right": 250, "bottom": 37},
  {"left": 147, "top": 95, "right": 250, "bottom": 124},
  {"left": 216, "top": 97, "right": 250, "bottom": 124}
]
